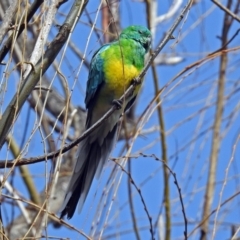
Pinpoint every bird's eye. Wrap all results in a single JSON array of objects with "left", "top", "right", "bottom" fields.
[{"left": 138, "top": 30, "right": 143, "bottom": 34}]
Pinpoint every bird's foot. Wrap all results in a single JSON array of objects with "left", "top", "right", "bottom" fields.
[
  {"left": 131, "top": 78, "right": 141, "bottom": 85},
  {"left": 112, "top": 99, "right": 123, "bottom": 110}
]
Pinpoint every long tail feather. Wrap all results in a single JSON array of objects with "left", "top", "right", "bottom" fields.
[{"left": 60, "top": 123, "right": 118, "bottom": 219}]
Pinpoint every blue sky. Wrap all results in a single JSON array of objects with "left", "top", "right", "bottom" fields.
[{"left": 1, "top": 0, "right": 240, "bottom": 239}]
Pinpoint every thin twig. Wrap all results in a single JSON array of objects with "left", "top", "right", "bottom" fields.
[
  {"left": 122, "top": 119, "right": 141, "bottom": 240},
  {"left": 113, "top": 160, "right": 155, "bottom": 240},
  {"left": 209, "top": 28, "right": 240, "bottom": 56},
  {"left": 0, "top": 0, "right": 45, "bottom": 63},
  {"left": 140, "top": 153, "right": 188, "bottom": 240},
  {"left": 188, "top": 190, "right": 240, "bottom": 237},
  {"left": 2, "top": 193, "right": 92, "bottom": 239},
  {"left": 211, "top": 0, "right": 240, "bottom": 23},
  {"left": 212, "top": 135, "right": 240, "bottom": 239},
  {"left": 6, "top": 135, "right": 41, "bottom": 205},
  {"left": 145, "top": 1, "right": 171, "bottom": 238},
  {"left": 0, "top": 176, "right": 35, "bottom": 234},
  {"left": 34, "top": 86, "right": 53, "bottom": 92},
  {"left": 0, "top": 0, "right": 19, "bottom": 45}
]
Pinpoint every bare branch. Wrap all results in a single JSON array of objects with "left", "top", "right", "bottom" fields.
[
  {"left": 0, "top": 0, "right": 19, "bottom": 46},
  {"left": 212, "top": 0, "right": 240, "bottom": 23}
]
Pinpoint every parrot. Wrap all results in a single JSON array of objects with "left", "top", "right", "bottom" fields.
[{"left": 60, "top": 25, "right": 152, "bottom": 219}]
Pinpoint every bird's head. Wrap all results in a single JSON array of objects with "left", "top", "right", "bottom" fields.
[{"left": 120, "top": 25, "right": 152, "bottom": 52}]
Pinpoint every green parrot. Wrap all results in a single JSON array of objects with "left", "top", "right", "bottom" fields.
[{"left": 60, "top": 25, "right": 152, "bottom": 219}]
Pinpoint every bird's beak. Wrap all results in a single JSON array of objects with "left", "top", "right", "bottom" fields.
[{"left": 143, "top": 37, "right": 152, "bottom": 51}]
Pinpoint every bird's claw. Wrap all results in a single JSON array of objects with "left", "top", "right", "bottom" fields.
[
  {"left": 131, "top": 78, "right": 140, "bottom": 85},
  {"left": 112, "top": 99, "right": 123, "bottom": 109}
]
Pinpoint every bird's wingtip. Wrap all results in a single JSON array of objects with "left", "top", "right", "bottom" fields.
[{"left": 59, "top": 191, "right": 73, "bottom": 219}]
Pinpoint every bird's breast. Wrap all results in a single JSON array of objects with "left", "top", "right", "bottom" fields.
[{"left": 103, "top": 59, "right": 141, "bottom": 98}]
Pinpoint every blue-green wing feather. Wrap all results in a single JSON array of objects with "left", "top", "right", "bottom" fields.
[{"left": 85, "top": 44, "right": 111, "bottom": 109}]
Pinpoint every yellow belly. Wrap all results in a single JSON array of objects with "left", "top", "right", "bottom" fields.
[{"left": 104, "top": 59, "right": 141, "bottom": 98}]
